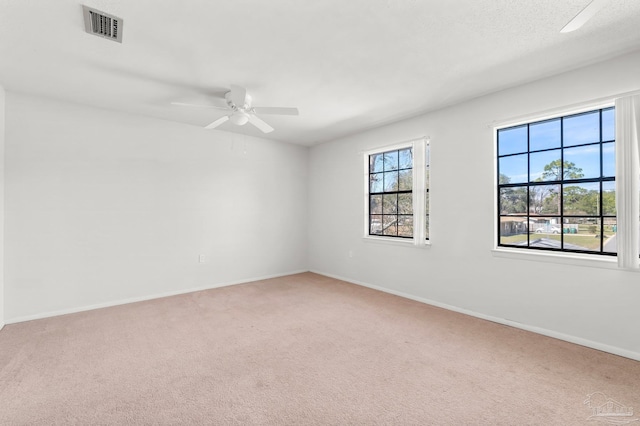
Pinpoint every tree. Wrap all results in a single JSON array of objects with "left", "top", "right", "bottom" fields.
[
  {"left": 541, "top": 160, "right": 584, "bottom": 181},
  {"left": 540, "top": 189, "right": 560, "bottom": 214},
  {"left": 602, "top": 190, "right": 616, "bottom": 215},
  {"left": 530, "top": 185, "right": 557, "bottom": 215},
  {"left": 499, "top": 174, "right": 527, "bottom": 214},
  {"left": 564, "top": 186, "right": 591, "bottom": 214},
  {"left": 530, "top": 160, "right": 585, "bottom": 215}
]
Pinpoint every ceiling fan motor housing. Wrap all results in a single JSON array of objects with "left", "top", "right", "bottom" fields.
[{"left": 225, "top": 91, "right": 251, "bottom": 111}]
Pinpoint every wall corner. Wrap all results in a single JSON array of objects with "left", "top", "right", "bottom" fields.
[{"left": 0, "top": 85, "right": 5, "bottom": 330}]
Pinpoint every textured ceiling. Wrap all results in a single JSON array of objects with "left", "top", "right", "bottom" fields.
[{"left": 1, "top": 0, "right": 640, "bottom": 146}]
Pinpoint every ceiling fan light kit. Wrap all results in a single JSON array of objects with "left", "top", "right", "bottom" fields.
[
  {"left": 230, "top": 111, "right": 250, "bottom": 126},
  {"left": 173, "top": 84, "right": 299, "bottom": 134}
]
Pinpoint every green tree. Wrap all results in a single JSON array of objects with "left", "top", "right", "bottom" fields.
[
  {"left": 530, "top": 161, "right": 585, "bottom": 215},
  {"left": 499, "top": 174, "right": 527, "bottom": 214},
  {"left": 602, "top": 190, "right": 616, "bottom": 215},
  {"left": 579, "top": 190, "right": 599, "bottom": 216},
  {"left": 541, "top": 160, "right": 584, "bottom": 181},
  {"left": 564, "top": 186, "right": 590, "bottom": 214},
  {"left": 540, "top": 190, "right": 560, "bottom": 214}
]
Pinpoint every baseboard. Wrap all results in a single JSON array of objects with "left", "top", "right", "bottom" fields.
[
  {"left": 5, "top": 269, "right": 309, "bottom": 325},
  {"left": 310, "top": 269, "right": 640, "bottom": 362}
]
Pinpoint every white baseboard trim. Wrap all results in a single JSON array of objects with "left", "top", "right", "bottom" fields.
[
  {"left": 310, "top": 269, "right": 640, "bottom": 362},
  {"left": 5, "top": 269, "right": 309, "bottom": 325}
]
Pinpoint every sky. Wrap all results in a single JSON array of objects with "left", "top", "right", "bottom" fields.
[{"left": 498, "top": 108, "right": 614, "bottom": 184}]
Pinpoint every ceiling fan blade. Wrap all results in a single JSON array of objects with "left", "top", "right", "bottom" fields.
[
  {"left": 171, "top": 102, "right": 228, "bottom": 110},
  {"left": 560, "top": 0, "right": 609, "bottom": 33},
  {"left": 229, "top": 84, "right": 247, "bottom": 107},
  {"left": 248, "top": 114, "right": 274, "bottom": 133},
  {"left": 204, "top": 115, "right": 230, "bottom": 129},
  {"left": 252, "top": 107, "right": 299, "bottom": 116}
]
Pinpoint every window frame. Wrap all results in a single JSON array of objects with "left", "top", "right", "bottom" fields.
[
  {"left": 363, "top": 138, "right": 429, "bottom": 246},
  {"left": 495, "top": 104, "right": 616, "bottom": 257}
]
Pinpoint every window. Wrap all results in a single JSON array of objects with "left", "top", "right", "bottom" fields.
[
  {"left": 369, "top": 147, "right": 413, "bottom": 238},
  {"left": 365, "top": 138, "right": 429, "bottom": 243},
  {"left": 497, "top": 107, "right": 616, "bottom": 255}
]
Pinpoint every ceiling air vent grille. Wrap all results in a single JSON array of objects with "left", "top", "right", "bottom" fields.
[{"left": 82, "top": 5, "right": 123, "bottom": 43}]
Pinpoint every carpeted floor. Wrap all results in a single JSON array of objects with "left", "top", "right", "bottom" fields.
[{"left": 1, "top": 272, "right": 639, "bottom": 425}]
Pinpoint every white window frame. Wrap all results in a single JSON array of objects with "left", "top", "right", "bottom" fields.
[{"left": 363, "top": 137, "right": 430, "bottom": 247}]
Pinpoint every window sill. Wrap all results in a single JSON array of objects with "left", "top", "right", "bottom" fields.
[
  {"left": 491, "top": 247, "right": 621, "bottom": 270},
  {"left": 363, "top": 235, "right": 431, "bottom": 248}
]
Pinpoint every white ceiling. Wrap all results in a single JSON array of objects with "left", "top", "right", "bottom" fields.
[{"left": 1, "top": 0, "right": 640, "bottom": 146}]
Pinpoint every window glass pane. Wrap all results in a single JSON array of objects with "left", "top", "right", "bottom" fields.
[
  {"left": 370, "top": 215, "right": 382, "bottom": 235},
  {"left": 500, "top": 186, "right": 527, "bottom": 215},
  {"left": 370, "top": 173, "right": 383, "bottom": 193},
  {"left": 383, "top": 215, "right": 397, "bottom": 236},
  {"left": 425, "top": 179, "right": 429, "bottom": 240},
  {"left": 383, "top": 171, "right": 399, "bottom": 191},
  {"left": 382, "top": 194, "right": 398, "bottom": 214},
  {"left": 370, "top": 195, "right": 382, "bottom": 215},
  {"left": 603, "top": 217, "right": 617, "bottom": 254},
  {"left": 563, "top": 182, "right": 599, "bottom": 216},
  {"left": 398, "top": 215, "right": 413, "bottom": 237},
  {"left": 529, "top": 217, "right": 562, "bottom": 249},
  {"left": 370, "top": 153, "right": 384, "bottom": 173},
  {"left": 602, "top": 181, "right": 616, "bottom": 216},
  {"left": 529, "top": 184, "right": 560, "bottom": 216},
  {"left": 398, "top": 193, "right": 412, "bottom": 214},
  {"left": 425, "top": 146, "right": 430, "bottom": 191},
  {"left": 398, "top": 169, "right": 412, "bottom": 191},
  {"left": 498, "top": 125, "right": 527, "bottom": 156},
  {"left": 499, "top": 154, "right": 528, "bottom": 184},
  {"left": 499, "top": 217, "right": 529, "bottom": 246},
  {"left": 383, "top": 151, "right": 399, "bottom": 171},
  {"left": 425, "top": 215, "right": 429, "bottom": 240},
  {"left": 531, "top": 217, "right": 563, "bottom": 236},
  {"left": 368, "top": 145, "right": 417, "bottom": 240},
  {"left": 496, "top": 107, "right": 614, "bottom": 256},
  {"left": 563, "top": 145, "right": 599, "bottom": 179},
  {"left": 563, "top": 217, "right": 600, "bottom": 252},
  {"left": 368, "top": 144, "right": 420, "bottom": 240},
  {"left": 530, "top": 150, "right": 561, "bottom": 182},
  {"left": 563, "top": 111, "right": 600, "bottom": 146},
  {"left": 603, "top": 142, "right": 615, "bottom": 177},
  {"left": 530, "top": 118, "right": 560, "bottom": 151},
  {"left": 602, "top": 107, "right": 615, "bottom": 141},
  {"left": 399, "top": 148, "right": 412, "bottom": 169}
]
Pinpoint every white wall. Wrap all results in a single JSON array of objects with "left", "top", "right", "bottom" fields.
[
  {"left": 0, "top": 86, "right": 5, "bottom": 329},
  {"left": 4, "top": 93, "right": 308, "bottom": 322},
  {"left": 308, "top": 49, "right": 640, "bottom": 359}
]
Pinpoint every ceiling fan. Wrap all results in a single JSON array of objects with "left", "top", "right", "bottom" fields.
[
  {"left": 560, "top": 0, "right": 608, "bottom": 33},
  {"left": 171, "top": 84, "right": 299, "bottom": 134}
]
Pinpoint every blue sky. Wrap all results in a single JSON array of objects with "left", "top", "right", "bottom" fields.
[{"left": 498, "top": 108, "right": 614, "bottom": 183}]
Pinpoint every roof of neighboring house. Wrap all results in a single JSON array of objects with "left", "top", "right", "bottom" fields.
[{"left": 516, "top": 238, "right": 587, "bottom": 251}]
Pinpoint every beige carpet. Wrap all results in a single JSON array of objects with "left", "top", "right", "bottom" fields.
[{"left": 1, "top": 272, "right": 639, "bottom": 425}]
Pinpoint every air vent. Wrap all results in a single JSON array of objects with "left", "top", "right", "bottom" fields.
[{"left": 82, "top": 5, "right": 123, "bottom": 43}]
